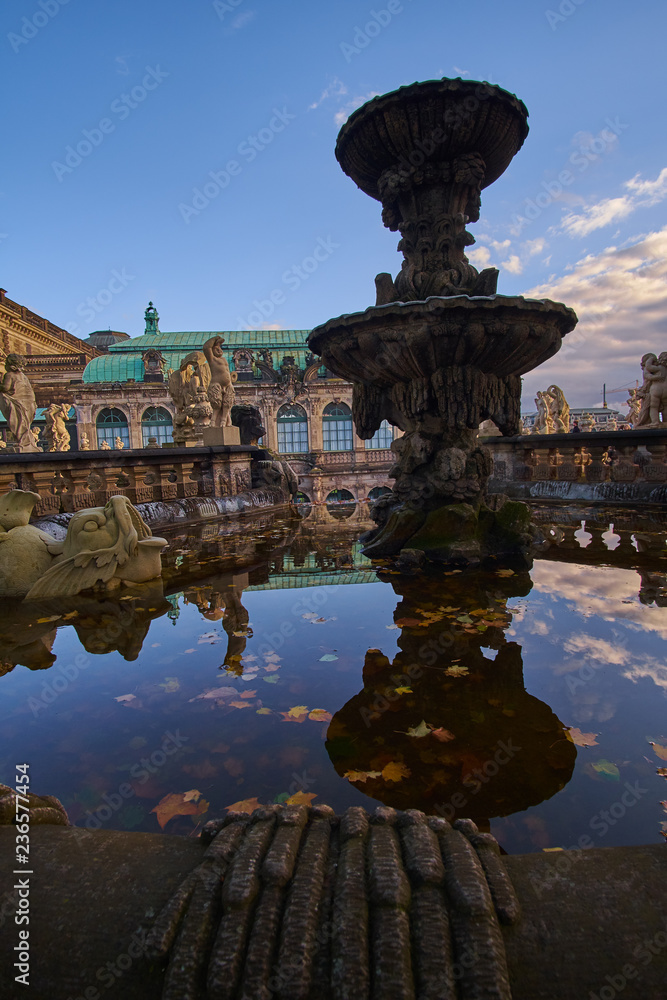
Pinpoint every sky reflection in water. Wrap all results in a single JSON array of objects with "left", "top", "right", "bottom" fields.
[{"left": 0, "top": 507, "right": 666, "bottom": 855}]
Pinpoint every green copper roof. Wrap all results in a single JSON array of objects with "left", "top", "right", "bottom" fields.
[{"left": 82, "top": 329, "right": 313, "bottom": 384}]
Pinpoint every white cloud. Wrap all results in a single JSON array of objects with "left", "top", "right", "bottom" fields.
[
  {"left": 231, "top": 10, "right": 256, "bottom": 30},
  {"left": 524, "top": 237, "right": 546, "bottom": 257},
  {"left": 521, "top": 225, "right": 667, "bottom": 406},
  {"left": 308, "top": 78, "right": 348, "bottom": 111},
  {"left": 333, "top": 92, "right": 381, "bottom": 127},
  {"left": 501, "top": 254, "right": 523, "bottom": 275},
  {"left": 557, "top": 168, "right": 667, "bottom": 238},
  {"left": 467, "top": 246, "right": 491, "bottom": 268},
  {"left": 453, "top": 66, "right": 470, "bottom": 77}
]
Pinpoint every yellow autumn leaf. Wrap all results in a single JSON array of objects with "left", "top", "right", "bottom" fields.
[
  {"left": 382, "top": 761, "right": 411, "bottom": 782},
  {"left": 286, "top": 791, "right": 317, "bottom": 806},
  {"left": 256, "top": 707, "right": 272, "bottom": 715},
  {"left": 650, "top": 742, "right": 667, "bottom": 761},
  {"left": 344, "top": 769, "right": 382, "bottom": 783},
  {"left": 566, "top": 727, "right": 599, "bottom": 747},
  {"left": 225, "top": 797, "right": 262, "bottom": 814},
  {"left": 287, "top": 705, "right": 309, "bottom": 718},
  {"left": 445, "top": 665, "right": 469, "bottom": 677},
  {"left": 308, "top": 709, "right": 332, "bottom": 722},
  {"left": 394, "top": 686, "right": 413, "bottom": 695}
]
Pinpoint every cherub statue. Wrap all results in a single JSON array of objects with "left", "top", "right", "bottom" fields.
[
  {"left": 114, "top": 435, "right": 125, "bottom": 450},
  {"left": 546, "top": 385, "right": 570, "bottom": 433},
  {"left": 43, "top": 403, "right": 71, "bottom": 452},
  {"left": 100, "top": 440, "right": 112, "bottom": 450},
  {"left": 203, "top": 336, "right": 237, "bottom": 427},
  {"left": 78, "top": 431, "right": 90, "bottom": 451},
  {"left": 637, "top": 351, "right": 667, "bottom": 426},
  {"left": 0, "top": 354, "right": 40, "bottom": 452}
]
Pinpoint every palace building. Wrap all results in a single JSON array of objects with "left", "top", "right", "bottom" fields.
[{"left": 71, "top": 303, "right": 395, "bottom": 506}]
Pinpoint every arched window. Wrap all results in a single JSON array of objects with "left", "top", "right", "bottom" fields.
[
  {"left": 141, "top": 406, "right": 173, "bottom": 447},
  {"left": 325, "top": 488, "right": 356, "bottom": 519},
  {"left": 277, "top": 403, "right": 308, "bottom": 453},
  {"left": 364, "top": 420, "right": 394, "bottom": 450},
  {"left": 323, "top": 402, "right": 353, "bottom": 451},
  {"left": 96, "top": 408, "right": 129, "bottom": 449},
  {"left": 368, "top": 486, "right": 392, "bottom": 501}
]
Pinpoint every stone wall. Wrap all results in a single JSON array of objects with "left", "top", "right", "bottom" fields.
[{"left": 485, "top": 428, "right": 667, "bottom": 504}]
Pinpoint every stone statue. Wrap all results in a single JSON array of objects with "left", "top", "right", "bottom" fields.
[
  {"left": 168, "top": 351, "right": 213, "bottom": 446},
  {"left": 78, "top": 431, "right": 90, "bottom": 451},
  {"left": 532, "top": 391, "right": 554, "bottom": 434},
  {"left": 251, "top": 459, "right": 299, "bottom": 499},
  {"left": 7, "top": 493, "right": 168, "bottom": 600},
  {"left": 532, "top": 386, "right": 568, "bottom": 434},
  {"left": 580, "top": 412, "right": 595, "bottom": 433},
  {"left": 203, "top": 336, "right": 237, "bottom": 427},
  {"left": 627, "top": 388, "right": 642, "bottom": 426},
  {"left": 546, "top": 384, "right": 569, "bottom": 432},
  {"left": 633, "top": 351, "right": 667, "bottom": 427},
  {"left": 115, "top": 435, "right": 125, "bottom": 450},
  {"left": 43, "top": 403, "right": 71, "bottom": 452},
  {"left": 100, "top": 440, "right": 111, "bottom": 450},
  {"left": 0, "top": 354, "right": 40, "bottom": 452}
]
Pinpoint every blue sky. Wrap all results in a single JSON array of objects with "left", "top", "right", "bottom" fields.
[{"left": 1, "top": 0, "right": 666, "bottom": 410}]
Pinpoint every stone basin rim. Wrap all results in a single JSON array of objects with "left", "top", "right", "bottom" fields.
[{"left": 309, "top": 294, "right": 578, "bottom": 347}]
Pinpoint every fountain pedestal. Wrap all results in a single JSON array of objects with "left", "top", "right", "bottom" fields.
[{"left": 308, "top": 78, "right": 577, "bottom": 565}]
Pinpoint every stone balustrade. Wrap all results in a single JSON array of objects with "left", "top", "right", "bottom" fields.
[
  {"left": 484, "top": 428, "right": 667, "bottom": 503},
  {"left": 0, "top": 445, "right": 256, "bottom": 517},
  {"left": 314, "top": 448, "right": 393, "bottom": 469}
]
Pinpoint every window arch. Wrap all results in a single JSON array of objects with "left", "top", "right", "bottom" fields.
[
  {"left": 325, "top": 488, "right": 356, "bottom": 519},
  {"left": 96, "top": 408, "right": 129, "bottom": 449},
  {"left": 323, "top": 402, "right": 353, "bottom": 451},
  {"left": 277, "top": 403, "right": 308, "bottom": 454},
  {"left": 141, "top": 406, "right": 173, "bottom": 447},
  {"left": 368, "top": 486, "right": 392, "bottom": 501},
  {"left": 365, "top": 420, "right": 394, "bottom": 450}
]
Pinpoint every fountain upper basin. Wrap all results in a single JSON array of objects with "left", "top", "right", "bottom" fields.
[
  {"left": 308, "top": 295, "right": 578, "bottom": 386},
  {"left": 336, "top": 78, "right": 530, "bottom": 200}
]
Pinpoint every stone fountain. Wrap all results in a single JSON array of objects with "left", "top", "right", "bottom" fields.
[{"left": 309, "top": 78, "right": 578, "bottom": 565}]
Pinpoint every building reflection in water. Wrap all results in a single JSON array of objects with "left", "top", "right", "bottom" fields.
[{"left": 326, "top": 568, "right": 577, "bottom": 825}]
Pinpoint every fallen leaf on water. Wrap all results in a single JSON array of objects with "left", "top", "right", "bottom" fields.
[
  {"left": 308, "top": 709, "right": 332, "bottom": 722},
  {"left": 229, "top": 701, "right": 253, "bottom": 710},
  {"left": 263, "top": 675, "right": 280, "bottom": 684},
  {"left": 649, "top": 742, "right": 667, "bottom": 761},
  {"left": 431, "top": 728, "right": 455, "bottom": 743},
  {"left": 189, "top": 686, "right": 237, "bottom": 702},
  {"left": 657, "top": 768, "right": 667, "bottom": 777},
  {"left": 152, "top": 790, "right": 209, "bottom": 829},
  {"left": 394, "top": 686, "right": 412, "bottom": 695},
  {"left": 456, "top": 615, "right": 473, "bottom": 624},
  {"left": 542, "top": 847, "right": 564, "bottom": 852},
  {"left": 286, "top": 791, "right": 317, "bottom": 805},
  {"left": 114, "top": 694, "right": 136, "bottom": 704},
  {"left": 240, "top": 690, "right": 257, "bottom": 699},
  {"left": 344, "top": 769, "right": 382, "bottom": 783},
  {"left": 128, "top": 736, "right": 146, "bottom": 750},
  {"left": 495, "top": 569, "right": 515, "bottom": 577},
  {"left": 281, "top": 706, "right": 309, "bottom": 723},
  {"left": 183, "top": 648, "right": 196, "bottom": 654},
  {"left": 592, "top": 759, "right": 620, "bottom": 781},
  {"left": 319, "top": 654, "right": 338, "bottom": 662},
  {"left": 406, "top": 720, "right": 431, "bottom": 738},
  {"left": 256, "top": 707, "right": 272, "bottom": 715},
  {"left": 36, "top": 616, "right": 60, "bottom": 623},
  {"left": 382, "top": 761, "right": 411, "bottom": 782},
  {"left": 62, "top": 611, "right": 79, "bottom": 619},
  {"left": 445, "top": 665, "right": 469, "bottom": 677},
  {"left": 302, "top": 612, "right": 319, "bottom": 619},
  {"left": 159, "top": 677, "right": 180, "bottom": 693},
  {"left": 566, "top": 728, "right": 599, "bottom": 747},
  {"left": 264, "top": 663, "right": 281, "bottom": 672},
  {"left": 225, "top": 797, "right": 262, "bottom": 814},
  {"left": 232, "top": 630, "right": 252, "bottom": 638}
]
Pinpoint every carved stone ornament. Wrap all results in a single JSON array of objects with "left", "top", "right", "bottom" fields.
[
  {"left": 0, "top": 354, "right": 41, "bottom": 453},
  {"left": 0, "top": 490, "right": 167, "bottom": 599}
]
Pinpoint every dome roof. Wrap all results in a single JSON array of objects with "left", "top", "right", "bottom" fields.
[{"left": 84, "top": 330, "right": 131, "bottom": 350}]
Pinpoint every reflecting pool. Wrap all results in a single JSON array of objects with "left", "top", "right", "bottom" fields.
[{"left": 1, "top": 504, "right": 666, "bottom": 855}]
